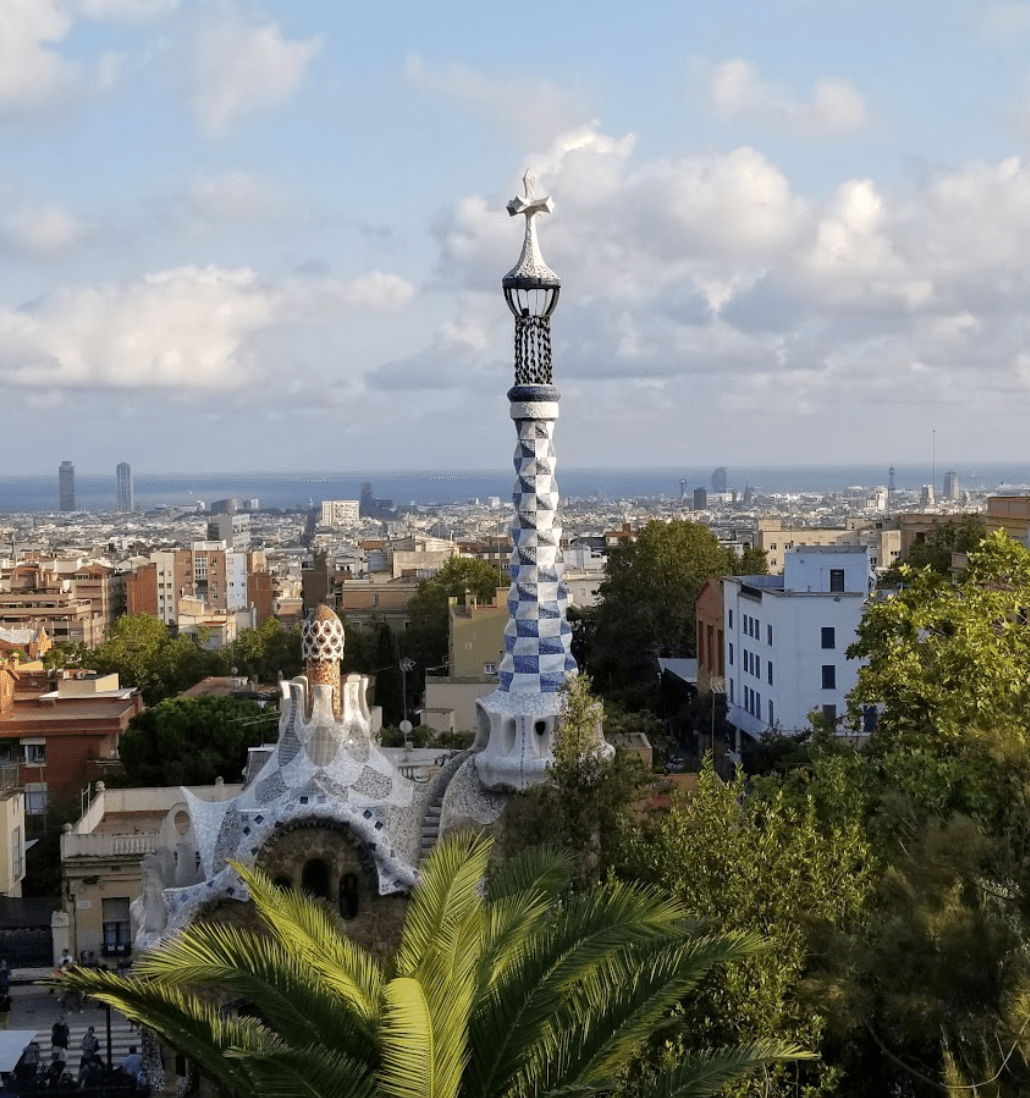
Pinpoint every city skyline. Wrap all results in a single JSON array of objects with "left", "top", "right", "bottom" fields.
[{"left": 4, "top": 2, "right": 1030, "bottom": 474}]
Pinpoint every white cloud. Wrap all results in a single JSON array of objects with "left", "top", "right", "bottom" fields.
[
  {"left": 161, "top": 172, "right": 293, "bottom": 234},
  {"left": 0, "top": 265, "right": 414, "bottom": 391},
  {"left": 190, "top": 11, "right": 323, "bottom": 137},
  {"left": 0, "top": 203, "right": 97, "bottom": 257},
  {"left": 405, "top": 56, "right": 593, "bottom": 150},
  {"left": 0, "top": 1, "right": 80, "bottom": 119},
  {"left": 74, "top": 0, "right": 179, "bottom": 22},
  {"left": 700, "top": 58, "right": 872, "bottom": 138}
]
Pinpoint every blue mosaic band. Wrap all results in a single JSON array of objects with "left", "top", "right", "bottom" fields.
[{"left": 498, "top": 385, "right": 577, "bottom": 694}]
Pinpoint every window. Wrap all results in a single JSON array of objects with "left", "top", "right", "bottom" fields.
[
  {"left": 729, "top": 679, "right": 734, "bottom": 702},
  {"left": 756, "top": 692, "right": 761, "bottom": 715},
  {"left": 755, "top": 618, "right": 760, "bottom": 638},
  {"left": 830, "top": 569, "right": 845, "bottom": 593},
  {"left": 728, "top": 643, "right": 733, "bottom": 666},
  {"left": 706, "top": 624, "right": 714, "bottom": 670},
  {"left": 24, "top": 784, "right": 47, "bottom": 815},
  {"left": 22, "top": 743, "right": 45, "bottom": 765},
  {"left": 483, "top": 662, "right": 497, "bottom": 676},
  {"left": 821, "top": 627, "right": 836, "bottom": 649},
  {"left": 767, "top": 624, "right": 773, "bottom": 645},
  {"left": 728, "top": 609, "right": 733, "bottom": 628},
  {"left": 718, "top": 629, "right": 724, "bottom": 675},
  {"left": 768, "top": 662, "right": 773, "bottom": 686},
  {"left": 822, "top": 665, "right": 836, "bottom": 690},
  {"left": 768, "top": 699, "right": 774, "bottom": 725},
  {"left": 822, "top": 704, "right": 837, "bottom": 725},
  {"left": 102, "top": 897, "right": 131, "bottom": 955},
  {"left": 755, "top": 657, "right": 761, "bottom": 679},
  {"left": 770, "top": 542, "right": 778, "bottom": 550}
]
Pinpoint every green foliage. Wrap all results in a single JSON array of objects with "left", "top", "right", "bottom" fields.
[
  {"left": 117, "top": 694, "right": 277, "bottom": 786},
  {"left": 590, "top": 520, "right": 766, "bottom": 691},
  {"left": 618, "top": 759, "right": 874, "bottom": 1098},
  {"left": 850, "top": 531, "right": 1030, "bottom": 768},
  {"left": 219, "top": 618, "right": 303, "bottom": 684},
  {"left": 53, "top": 832, "right": 809, "bottom": 1098},
  {"left": 404, "top": 557, "right": 507, "bottom": 670},
  {"left": 882, "top": 512, "right": 986, "bottom": 583}
]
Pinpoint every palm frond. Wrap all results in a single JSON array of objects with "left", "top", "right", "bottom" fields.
[
  {"left": 466, "top": 881, "right": 702, "bottom": 1098},
  {"left": 231, "top": 859, "right": 383, "bottom": 1030},
  {"left": 645, "top": 1042, "right": 818, "bottom": 1098},
  {"left": 65, "top": 923, "right": 375, "bottom": 1059},
  {"left": 380, "top": 975, "right": 436, "bottom": 1098},
  {"left": 46, "top": 968, "right": 258, "bottom": 1094},
  {"left": 392, "top": 831, "right": 491, "bottom": 981},
  {"left": 227, "top": 1041, "right": 379, "bottom": 1098},
  {"left": 487, "top": 845, "right": 574, "bottom": 904},
  {"left": 521, "top": 934, "right": 770, "bottom": 1094}
]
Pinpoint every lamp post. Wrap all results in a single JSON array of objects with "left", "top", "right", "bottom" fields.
[{"left": 399, "top": 657, "right": 415, "bottom": 725}]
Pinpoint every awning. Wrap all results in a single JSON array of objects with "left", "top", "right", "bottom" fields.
[{"left": 0, "top": 1032, "right": 42, "bottom": 1073}]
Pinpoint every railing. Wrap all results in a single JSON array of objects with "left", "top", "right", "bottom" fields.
[{"left": 60, "top": 832, "right": 158, "bottom": 859}]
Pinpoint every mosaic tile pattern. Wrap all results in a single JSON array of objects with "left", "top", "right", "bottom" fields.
[
  {"left": 499, "top": 384, "right": 576, "bottom": 695},
  {"left": 353, "top": 767, "right": 393, "bottom": 799},
  {"left": 255, "top": 769, "right": 287, "bottom": 805}
]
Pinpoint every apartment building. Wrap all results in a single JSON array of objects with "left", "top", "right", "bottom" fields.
[{"left": 723, "top": 546, "right": 873, "bottom": 743}]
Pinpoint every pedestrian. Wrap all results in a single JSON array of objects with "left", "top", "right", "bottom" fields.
[
  {"left": 0, "top": 988, "right": 11, "bottom": 1030},
  {"left": 120, "top": 1045, "right": 143, "bottom": 1077},
  {"left": 51, "top": 1015, "right": 69, "bottom": 1055},
  {"left": 0, "top": 958, "right": 10, "bottom": 994},
  {"left": 79, "top": 1024, "right": 99, "bottom": 1068},
  {"left": 57, "top": 949, "right": 73, "bottom": 972}
]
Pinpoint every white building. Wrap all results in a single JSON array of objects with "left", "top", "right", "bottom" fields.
[
  {"left": 320, "top": 500, "right": 360, "bottom": 527},
  {"left": 723, "top": 545, "right": 873, "bottom": 742}
]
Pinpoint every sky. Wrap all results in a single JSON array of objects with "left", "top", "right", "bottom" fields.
[{"left": 5, "top": 0, "right": 1030, "bottom": 476}]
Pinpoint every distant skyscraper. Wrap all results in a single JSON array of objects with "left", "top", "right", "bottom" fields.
[
  {"left": 693, "top": 487, "right": 708, "bottom": 511},
  {"left": 942, "top": 470, "right": 960, "bottom": 501},
  {"left": 711, "top": 466, "right": 728, "bottom": 494},
  {"left": 116, "top": 462, "right": 133, "bottom": 512},
  {"left": 59, "top": 461, "right": 75, "bottom": 512}
]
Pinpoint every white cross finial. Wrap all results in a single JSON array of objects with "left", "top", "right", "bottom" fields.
[{"left": 504, "top": 167, "right": 559, "bottom": 287}]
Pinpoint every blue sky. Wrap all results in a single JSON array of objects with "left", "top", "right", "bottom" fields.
[{"left": 5, "top": 0, "right": 1030, "bottom": 476}]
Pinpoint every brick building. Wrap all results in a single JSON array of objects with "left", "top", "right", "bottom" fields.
[{"left": 0, "top": 665, "right": 142, "bottom": 814}]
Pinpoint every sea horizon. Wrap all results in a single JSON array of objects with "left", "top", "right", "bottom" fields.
[{"left": 2, "top": 462, "right": 1029, "bottom": 514}]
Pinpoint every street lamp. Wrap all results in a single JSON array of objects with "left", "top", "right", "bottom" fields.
[{"left": 399, "top": 658, "right": 415, "bottom": 725}]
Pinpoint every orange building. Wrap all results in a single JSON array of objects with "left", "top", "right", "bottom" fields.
[
  {"left": 694, "top": 577, "right": 725, "bottom": 693},
  {"left": 0, "top": 664, "right": 142, "bottom": 814}
]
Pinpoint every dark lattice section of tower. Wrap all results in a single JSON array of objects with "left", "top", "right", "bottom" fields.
[{"left": 514, "top": 315, "right": 553, "bottom": 385}]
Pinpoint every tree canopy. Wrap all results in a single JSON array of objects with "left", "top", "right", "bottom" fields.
[
  {"left": 589, "top": 520, "right": 767, "bottom": 691},
  {"left": 117, "top": 694, "right": 278, "bottom": 786},
  {"left": 881, "top": 512, "right": 986, "bottom": 583},
  {"left": 404, "top": 557, "right": 507, "bottom": 670},
  {"left": 55, "top": 832, "right": 809, "bottom": 1098}
]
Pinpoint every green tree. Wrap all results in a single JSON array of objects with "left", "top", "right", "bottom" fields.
[
  {"left": 882, "top": 513, "right": 986, "bottom": 583},
  {"left": 509, "top": 676, "right": 648, "bottom": 887},
  {"left": 222, "top": 618, "right": 304, "bottom": 684},
  {"left": 56, "top": 832, "right": 809, "bottom": 1098},
  {"left": 591, "top": 521, "right": 766, "bottom": 691},
  {"left": 81, "top": 613, "right": 221, "bottom": 704},
  {"left": 618, "top": 759, "right": 874, "bottom": 1098},
  {"left": 404, "top": 557, "right": 507, "bottom": 670},
  {"left": 117, "top": 694, "right": 278, "bottom": 786}
]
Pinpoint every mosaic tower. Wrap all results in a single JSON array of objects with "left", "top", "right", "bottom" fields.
[{"left": 474, "top": 171, "right": 605, "bottom": 791}]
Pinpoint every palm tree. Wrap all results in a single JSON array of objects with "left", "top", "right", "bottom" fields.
[{"left": 56, "top": 833, "right": 811, "bottom": 1098}]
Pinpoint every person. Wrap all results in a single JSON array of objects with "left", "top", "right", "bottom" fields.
[
  {"left": 79, "top": 1054, "right": 102, "bottom": 1089},
  {"left": 44, "top": 1050, "right": 65, "bottom": 1089},
  {"left": 57, "top": 949, "right": 73, "bottom": 972},
  {"left": 120, "top": 1046, "right": 143, "bottom": 1077},
  {"left": 0, "top": 989, "right": 10, "bottom": 1030},
  {"left": 0, "top": 959, "right": 10, "bottom": 994},
  {"left": 51, "top": 1015, "right": 69, "bottom": 1055},
  {"left": 15, "top": 1039, "right": 40, "bottom": 1084},
  {"left": 79, "top": 1025, "right": 99, "bottom": 1067}
]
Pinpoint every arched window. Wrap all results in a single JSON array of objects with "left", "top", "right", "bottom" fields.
[
  {"left": 339, "top": 872, "right": 360, "bottom": 920},
  {"left": 301, "top": 859, "right": 330, "bottom": 899}
]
